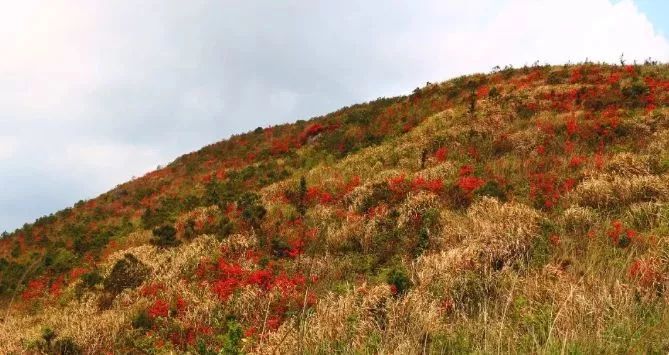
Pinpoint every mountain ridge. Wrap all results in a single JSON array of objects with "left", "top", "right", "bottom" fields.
[{"left": 1, "top": 62, "right": 669, "bottom": 353}]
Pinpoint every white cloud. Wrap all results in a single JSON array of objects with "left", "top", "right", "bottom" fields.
[
  {"left": 0, "top": 137, "right": 18, "bottom": 160},
  {"left": 52, "top": 141, "right": 165, "bottom": 189},
  {"left": 1, "top": 0, "right": 668, "bottom": 231},
  {"left": 390, "top": 0, "right": 669, "bottom": 90}
]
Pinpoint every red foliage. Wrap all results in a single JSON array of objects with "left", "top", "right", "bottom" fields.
[
  {"left": 440, "top": 297, "right": 454, "bottom": 313},
  {"left": 607, "top": 220, "right": 637, "bottom": 246},
  {"left": 412, "top": 177, "right": 443, "bottom": 194},
  {"left": 458, "top": 176, "right": 485, "bottom": 194},
  {"left": 388, "top": 175, "right": 409, "bottom": 196},
  {"left": 529, "top": 173, "right": 560, "bottom": 209},
  {"left": 217, "top": 260, "right": 244, "bottom": 279},
  {"left": 69, "top": 267, "right": 88, "bottom": 280},
  {"left": 176, "top": 297, "right": 188, "bottom": 314},
  {"left": 628, "top": 258, "right": 662, "bottom": 288},
  {"left": 569, "top": 68, "right": 583, "bottom": 83},
  {"left": 211, "top": 278, "right": 240, "bottom": 301},
  {"left": 594, "top": 153, "right": 605, "bottom": 170},
  {"left": 339, "top": 175, "right": 361, "bottom": 196},
  {"left": 548, "top": 234, "right": 561, "bottom": 246},
  {"left": 306, "top": 187, "right": 334, "bottom": 205},
  {"left": 140, "top": 282, "right": 165, "bottom": 297},
  {"left": 245, "top": 326, "right": 257, "bottom": 338},
  {"left": 569, "top": 155, "right": 585, "bottom": 168},
  {"left": 607, "top": 72, "right": 621, "bottom": 85},
  {"left": 266, "top": 317, "right": 281, "bottom": 330},
  {"left": 476, "top": 85, "right": 489, "bottom": 98},
  {"left": 271, "top": 139, "right": 291, "bottom": 155},
  {"left": 564, "top": 140, "right": 575, "bottom": 154},
  {"left": 22, "top": 278, "right": 47, "bottom": 301},
  {"left": 247, "top": 269, "right": 273, "bottom": 290},
  {"left": 169, "top": 329, "right": 197, "bottom": 347},
  {"left": 299, "top": 123, "right": 327, "bottom": 143},
  {"left": 459, "top": 165, "right": 474, "bottom": 176},
  {"left": 148, "top": 299, "right": 170, "bottom": 318},
  {"left": 466, "top": 146, "right": 480, "bottom": 160},
  {"left": 49, "top": 275, "right": 64, "bottom": 297},
  {"left": 565, "top": 116, "right": 578, "bottom": 136},
  {"left": 434, "top": 147, "right": 448, "bottom": 162}
]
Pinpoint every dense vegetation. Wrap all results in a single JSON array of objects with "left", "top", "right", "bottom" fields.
[{"left": 1, "top": 62, "right": 669, "bottom": 353}]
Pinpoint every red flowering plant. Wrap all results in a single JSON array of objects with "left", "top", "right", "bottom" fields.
[
  {"left": 21, "top": 277, "right": 48, "bottom": 301},
  {"left": 411, "top": 176, "right": 443, "bottom": 194},
  {"left": 148, "top": 299, "right": 170, "bottom": 318},
  {"left": 434, "top": 147, "right": 448, "bottom": 162},
  {"left": 457, "top": 165, "right": 485, "bottom": 195},
  {"left": 607, "top": 220, "right": 638, "bottom": 248},
  {"left": 628, "top": 257, "right": 664, "bottom": 289},
  {"left": 529, "top": 173, "right": 561, "bottom": 210}
]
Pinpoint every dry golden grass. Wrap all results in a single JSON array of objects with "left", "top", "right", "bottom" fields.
[{"left": 572, "top": 174, "right": 669, "bottom": 209}]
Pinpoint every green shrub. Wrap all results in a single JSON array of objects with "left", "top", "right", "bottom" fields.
[
  {"left": 237, "top": 192, "right": 266, "bottom": 229},
  {"left": 81, "top": 270, "right": 103, "bottom": 288},
  {"left": 621, "top": 80, "right": 649, "bottom": 108},
  {"left": 221, "top": 318, "right": 243, "bottom": 355},
  {"left": 386, "top": 267, "right": 412, "bottom": 296},
  {"left": 475, "top": 181, "right": 507, "bottom": 201},
  {"left": 53, "top": 337, "right": 82, "bottom": 355},
  {"left": 44, "top": 247, "right": 77, "bottom": 273},
  {"left": 131, "top": 310, "right": 153, "bottom": 330},
  {"left": 413, "top": 227, "right": 430, "bottom": 257},
  {"left": 103, "top": 254, "right": 149, "bottom": 295},
  {"left": 36, "top": 328, "right": 82, "bottom": 355},
  {"left": 271, "top": 237, "right": 291, "bottom": 258},
  {"left": 150, "top": 225, "right": 180, "bottom": 248},
  {"left": 217, "top": 216, "right": 234, "bottom": 239}
]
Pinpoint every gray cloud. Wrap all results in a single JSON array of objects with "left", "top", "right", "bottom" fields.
[{"left": 1, "top": 0, "right": 667, "bottom": 231}]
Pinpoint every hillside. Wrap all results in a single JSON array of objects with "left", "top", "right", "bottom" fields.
[{"left": 1, "top": 62, "right": 669, "bottom": 353}]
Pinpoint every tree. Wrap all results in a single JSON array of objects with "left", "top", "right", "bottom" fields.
[
  {"left": 150, "top": 225, "right": 180, "bottom": 248},
  {"left": 237, "top": 192, "right": 266, "bottom": 229},
  {"left": 297, "top": 176, "right": 307, "bottom": 216},
  {"left": 103, "top": 254, "right": 149, "bottom": 295}
]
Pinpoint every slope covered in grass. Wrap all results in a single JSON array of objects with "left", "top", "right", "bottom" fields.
[{"left": 1, "top": 63, "right": 669, "bottom": 353}]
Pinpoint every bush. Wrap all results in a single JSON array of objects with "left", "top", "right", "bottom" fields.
[
  {"left": 386, "top": 267, "right": 412, "bottom": 296},
  {"left": 36, "top": 328, "right": 82, "bottom": 355},
  {"left": 44, "top": 247, "right": 77, "bottom": 273},
  {"left": 217, "top": 216, "right": 234, "bottom": 239},
  {"left": 141, "top": 197, "right": 180, "bottom": 229},
  {"left": 621, "top": 80, "right": 649, "bottom": 108},
  {"left": 413, "top": 227, "right": 430, "bottom": 257},
  {"left": 53, "top": 338, "right": 82, "bottom": 355},
  {"left": 237, "top": 192, "right": 266, "bottom": 229},
  {"left": 81, "top": 270, "right": 103, "bottom": 288},
  {"left": 222, "top": 318, "right": 244, "bottom": 355},
  {"left": 271, "top": 237, "right": 291, "bottom": 258},
  {"left": 131, "top": 310, "right": 153, "bottom": 330},
  {"left": 150, "top": 225, "right": 180, "bottom": 248},
  {"left": 475, "top": 181, "right": 507, "bottom": 201},
  {"left": 103, "top": 254, "right": 149, "bottom": 295}
]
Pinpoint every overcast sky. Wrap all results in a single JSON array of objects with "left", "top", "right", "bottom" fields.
[{"left": 1, "top": 0, "right": 668, "bottom": 232}]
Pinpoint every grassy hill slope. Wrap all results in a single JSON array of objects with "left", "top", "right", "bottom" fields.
[{"left": 1, "top": 62, "right": 669, "bottom": 353}]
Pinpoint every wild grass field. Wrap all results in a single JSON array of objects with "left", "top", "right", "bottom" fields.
[{"left": 1, "top": 62, "right": 669, "bottom": 354}]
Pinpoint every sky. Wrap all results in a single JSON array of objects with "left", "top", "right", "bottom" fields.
[{"left": 1, "top": 0, "right": 669, "bottom": 232}]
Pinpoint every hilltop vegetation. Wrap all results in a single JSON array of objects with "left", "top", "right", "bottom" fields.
[{"left": 1, "top": 62, "right": 669, "bottom": 353}]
